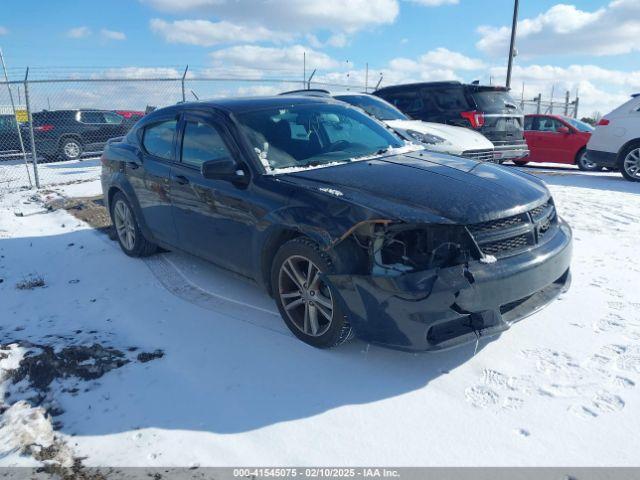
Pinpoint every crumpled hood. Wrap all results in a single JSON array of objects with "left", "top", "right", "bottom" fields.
[
  {"left": 280, "top": 151, "right": 549, "bottom": 225},
  {"left": 385, "top": 119, "right": 493, "bottom": 151}
]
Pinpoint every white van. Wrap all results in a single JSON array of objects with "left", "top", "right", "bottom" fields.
[{"left": 586, "top": 94, "right": 640, "bottom": 182}]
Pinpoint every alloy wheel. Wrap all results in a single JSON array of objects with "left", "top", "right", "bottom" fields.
[
  {"left": 578, "top": 151, "right": 597, "bottom": 170},
  {"left": 278, "top": 255, "right": 334, "bottom": 337},
  {"left": 63, "top": 141, "right": 81, "bottom": 159},
  {"left": 623, "top": 148, "right": 640, "bottom": 179},
  {"left": 113, "top": 200, "right": 136, "bottom": 251}
]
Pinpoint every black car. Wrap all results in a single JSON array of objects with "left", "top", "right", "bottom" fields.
[
  {"left": 101, "top": 96, "right": 572, "bottom": 352},
  {"left": 31, "top": 109, "right": 128, "bottom": 161},
  {"left": 374, "top": 81, "right": 529, "bottom": 163}
]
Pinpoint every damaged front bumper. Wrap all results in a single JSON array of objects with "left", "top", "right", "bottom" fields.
[{"left": 328, "top": 220, "right": 572, "bottom": 352}]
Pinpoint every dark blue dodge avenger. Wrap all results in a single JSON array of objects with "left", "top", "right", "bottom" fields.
[{"left": 101, "top": 96, "right": 572, "bottom": 351}]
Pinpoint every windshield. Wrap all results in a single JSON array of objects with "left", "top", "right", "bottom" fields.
[
  {"left": 334, "top": 94, "right": 408, "bottom": 121},
  {"left": 236, "top": 103, "right": 406, "bottom": 173},
  {"left": 471, "top": 90, "right": 522, "bottom": 113},
  {"left": 564, "top": 117, "right": 594, "bottom": 132}
]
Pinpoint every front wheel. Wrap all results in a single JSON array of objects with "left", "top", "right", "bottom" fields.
[
  {"left": 620, "top": 144, "right": 640, "bottom": 182},
  {"left": 110, "top": 192, "right": 157, "bottom": 257},
  {"left": 513, "top": 160, "right": 529, "bottom": 166},
  {"left": 576, "top": 149, "right": 602, "bottom": 171},
  {"left": 271, "top": 238, "right": 353, "bottom": 349}
]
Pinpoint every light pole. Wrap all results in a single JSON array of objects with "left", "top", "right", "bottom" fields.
[{"left": 505, "top": 0, "right": 519, "bottom": 89}]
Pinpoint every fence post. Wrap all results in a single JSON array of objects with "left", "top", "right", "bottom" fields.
[
  {"left": 181, "top": 65, "right": 188, "bottom": 103},
  {"left": 536, "top": 94, "right": 542, "bottom": 114},
  {"left": 0, "top": 49, "right": 32, "bottom": 188},
  {"left": 23, "top": 68, "right": 40, "bottom": 189}
]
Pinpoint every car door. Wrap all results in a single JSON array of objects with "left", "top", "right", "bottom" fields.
[
  {"left": 536, "top": 117, "right": 567, "bottom": 163},
  {"left": 133, "top": 116, "right": 179, "bottom": 245},
  {"left": 102, "top": 111, "right": 127, "bottom": 142},
  {"left": 170, "top": 111, "right": 255, "bottom": 276},
  {"left": 523, "top": 116, "right": 541, "bottom": 162},
  {"left": 78, "top": 111, "right": 107, "bottom": 150}
]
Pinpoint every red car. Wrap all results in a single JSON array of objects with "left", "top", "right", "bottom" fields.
[{"left": 520, "top": 114, "right": 599, "bottom": 171}]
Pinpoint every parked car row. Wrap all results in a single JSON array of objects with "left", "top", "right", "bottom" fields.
[
  {"left": 0, "top": 109, "right": 145, "bottom": 162},
  {"left": 102, "top": 94, "right": 573, "bottom": 352}
]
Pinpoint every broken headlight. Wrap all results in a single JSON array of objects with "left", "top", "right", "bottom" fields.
[{"left": 372, "top": 224, "right": 477, "bottom": 275}]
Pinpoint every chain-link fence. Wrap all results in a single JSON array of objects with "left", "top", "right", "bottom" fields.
[
  {"left": 1, "top": 72, "right": 364, "bottom": 193},
  {"left": 519, "top": 92, "right": 579, "bottom": 118}
]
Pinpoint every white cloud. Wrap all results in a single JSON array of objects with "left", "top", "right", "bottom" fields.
[
  {"left": 101, "top": 29, "right": 126, "bottom": 41},
  {"left": 387, "top": 48, "right": 485, "bottom": 74},
  {"left": 141, "top": 0, "right": 399, "bottom": 33},
  {"left": 305, "top": 33, "right": 349, "bottom": 49},
  {"left": 0, "top": 26, "right": 8, "bottom": 35},
  {"left": 405, "top": 0, "right": 458, "bottom": 6},
  {"left": 67, "top": 26, "right": 91, "bottom": 39},
  {"left": 209, "top": 45, "right": 340, "bottom": 77},
  {"left": 487, "top": 63, "right": 640, "bottom": 116},
  {"left": 477, "top": 0, "right": 640, "bottom": 57},
  {"left": 150, "top": 18, "right": 292, "bottom": 46}
]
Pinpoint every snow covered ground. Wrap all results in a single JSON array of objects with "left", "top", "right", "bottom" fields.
[{"left": 0, "top": 164, "right": 639, "bottom": 468}]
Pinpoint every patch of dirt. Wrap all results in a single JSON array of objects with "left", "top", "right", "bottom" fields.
[
  {"left": 15, "top": 275, "right": 46, "bottom": 290},
  {"left": 137, "top": 349, "right": 165, "bottom": 363},
  {"left": 53, "top": 196, "right": 114, "bottom": 237},
  {"left": 9, "top": 343, "right": 130, "bottom": 392}
]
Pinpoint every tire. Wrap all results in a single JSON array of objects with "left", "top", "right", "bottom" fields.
[
  {"left": 513, "top": 160, "right": 529, "bottom": 166},
  {"left": 576, "top": 149, "right": 602, "bottom": 171},
  {"left": 619, "top": 142, "right": 640, "bottom": 182},
  {"left": 110, "top": 192, "right": 157, "bottom": 257},
  {"left": 271, "top": 237, "right": 354, "bottom": 349},
  {"left": 59, "top": 137, "right": 83, "bottom": 161}
]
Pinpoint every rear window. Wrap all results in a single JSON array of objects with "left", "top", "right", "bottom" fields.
[
  {"left": 471, "top": 90, "right": 521, "bottom": 114},
  {"left": 335, "top": 95, "right": 408, "bottom": 121}
]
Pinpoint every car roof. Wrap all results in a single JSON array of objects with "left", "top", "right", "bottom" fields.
[
  {"left": 374, "top": 81, "right": 509, "bottom": 94},
  {"left": 151, "top": 95, "right": 341, "bottom": 116},
  {"left": 374, "top": 81, "right": 462, "bottom": 93}
]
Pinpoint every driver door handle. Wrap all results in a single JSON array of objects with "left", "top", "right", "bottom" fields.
[{"left": 174, "top": 175, "right": 189, "bottom": 185}]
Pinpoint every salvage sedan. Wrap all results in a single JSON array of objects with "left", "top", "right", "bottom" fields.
[{"left": 101, "top": 96, "right": 572, "bottom": 351}]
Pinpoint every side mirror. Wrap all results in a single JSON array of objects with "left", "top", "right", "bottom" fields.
[
  {"left": 201, "top": 157, "right": 248, "bottom": 183},
  {"left": 557, "top": 126, "right": 571, "bottom": 134}
]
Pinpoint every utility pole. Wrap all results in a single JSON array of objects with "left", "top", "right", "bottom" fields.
[{"left": 505, "top": 0, "right": 519, "bottom": 89}]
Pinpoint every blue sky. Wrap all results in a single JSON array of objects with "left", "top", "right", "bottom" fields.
[{"left": 1, "top": 0, "right": 638, "bottom": 114}]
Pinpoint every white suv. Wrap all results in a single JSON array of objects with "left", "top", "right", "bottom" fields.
[{"left": 586, "top": 94, "right": 640, "bottom": 182}]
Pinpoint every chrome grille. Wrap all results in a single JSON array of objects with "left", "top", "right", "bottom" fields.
[
  {"left": 462, "top": 149, "right": 495, "bottom": 162},
  {"left": 469, "top": 199, "right": 558, "bottom": 259}
]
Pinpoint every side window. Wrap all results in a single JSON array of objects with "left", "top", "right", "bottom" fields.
[
  {"left": 80, "top": 111, "right": 105, "bottom": 124},
  {"left": 181, "top": 121, "right": 232, "bottom": 168},
  {"left": 142, "top": 120, "right": 177, "bottom": 160},
  {"left": 538, "top": 117, "right": 561, "bottom": 132},
  {"left": 524, "top": 117, "right": 534, "bottom": 130},
  {"left": 103, "top": 112, "right": 123, "bottom": 125},
  {"left": 381, "top": 91, "right": 424, "bottom": 115},
  {"left": 431, "top": 88, "right": 470, "bottom": 112}
]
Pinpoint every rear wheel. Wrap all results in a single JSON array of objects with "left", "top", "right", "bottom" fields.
[
  {"left": 576, "top": 149, "right": 601, "bottom": 171},
  {"left": 110, "top": 192, "right": 157, "bottom": 257},
  {"left": 620, "top": 143, "right": 640, "bottom": 182},
  {"left": 59, "top": 137, "right": 83, "bottom": 161},
  {"left": 271, "top": 238, "right": 353, "bottom": 349}
]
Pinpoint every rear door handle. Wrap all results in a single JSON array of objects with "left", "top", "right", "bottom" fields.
[{"left": 174, "top": 175, "right": 189, "bottom": 185}]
